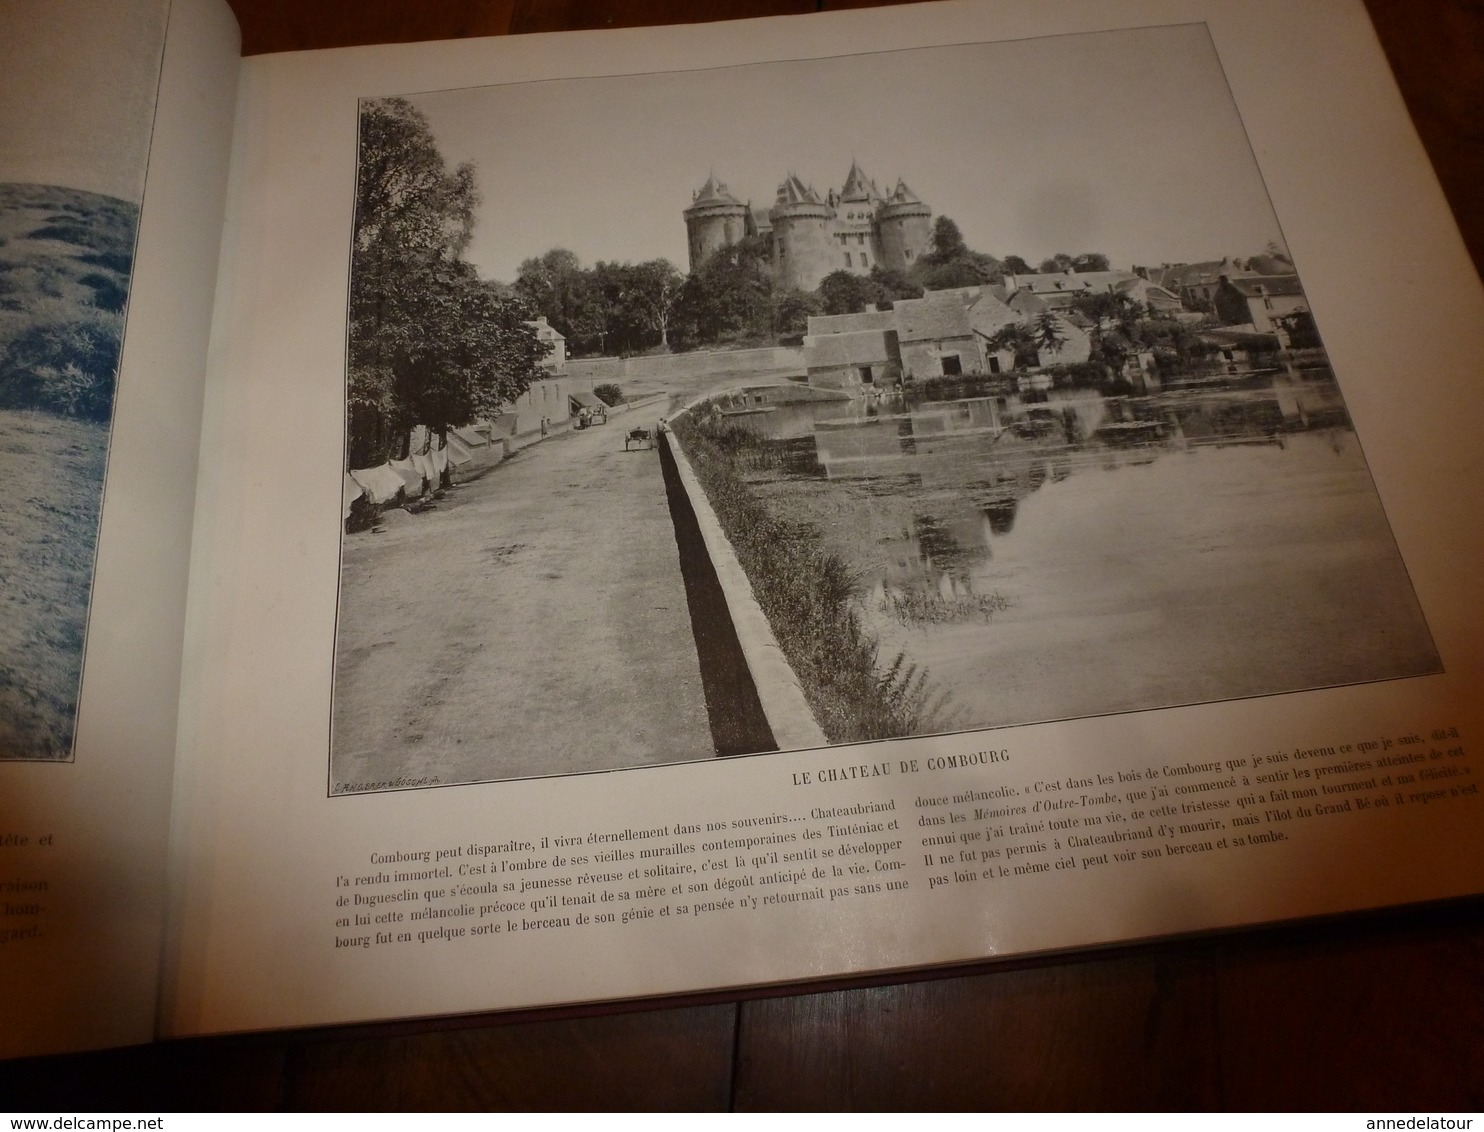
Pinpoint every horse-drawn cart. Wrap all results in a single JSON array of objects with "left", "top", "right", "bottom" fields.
[{"left": 624, "top": 425, "right": 654, "bottom": 451}]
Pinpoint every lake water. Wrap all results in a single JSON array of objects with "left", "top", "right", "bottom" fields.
[{"left": 717, "top": 369, "right": 1440, "bottom": 733}]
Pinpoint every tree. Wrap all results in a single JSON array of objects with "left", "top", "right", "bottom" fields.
[
  {"left": 773, "top": 288, "right": 824, "bottom": 338},
  {"left": 869, "top": 267, "right": 923, "bottom": 305},
  {"left": 1038, "top": 252, "right": 1110, "bottom": 274},
  {"left": 1033, "top": 311, "right": 1068, "bottom": 355},
  {"left": 514, "top": 248, "right": 605, "bottom": 354},
  {"left": 592, "top": 259, "right": 683, "bottom": 353},
  {"left": 1068, "top": 291, "right": 1145, "bottom": 334},
  {"left": 670, "top": 237, "right": 775, "bottom": 349},
  {"left": 983, "top": 322, "right": 1042, "bottom": 369},
  {"left": 913, "top": 215, "right": 1000, "bottom": 289},
  {"left": 348, "top": 98, "right": 544, "bottom": 468},
  {"left": 817, "top": 270, "right": 881, "bottom": 316},
  {"left": 924, "top": 217, "right": 969, "bottom": 265},
  {"left": 1001, "top": 254, "right": 1033, "bottom": 276}
]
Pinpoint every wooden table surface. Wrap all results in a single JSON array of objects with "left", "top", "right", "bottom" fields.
[{"left": 6, "top": 0, "right": 1482, "bottom": 1111}]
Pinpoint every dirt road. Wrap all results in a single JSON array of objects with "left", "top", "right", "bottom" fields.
[{"left": 331, "top": 410, "right": 712, "bottom": 790}]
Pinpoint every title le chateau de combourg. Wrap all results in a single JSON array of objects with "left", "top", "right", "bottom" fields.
[{"left": 683, "top": 163, "right": 1313, "bottom": 394}]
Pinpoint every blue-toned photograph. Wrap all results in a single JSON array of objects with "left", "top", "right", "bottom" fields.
[{"left": 0, "top": 0, "right": 169, "bottom": 759}]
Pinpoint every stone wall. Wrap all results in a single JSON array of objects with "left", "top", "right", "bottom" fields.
[{"left": 567, "top": 346, "right": 804, "bottom": 383}]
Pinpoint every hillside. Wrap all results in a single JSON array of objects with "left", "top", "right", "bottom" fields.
[{"left": 0, "top": 183, "right": 138, "bottom": 420}]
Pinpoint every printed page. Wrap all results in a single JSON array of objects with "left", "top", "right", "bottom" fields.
[
  {"left": 0, "top": 0, "right": 240, "bottom": 1057},
  {"left": 166, "top": 0, "right": 1484, "bottom": 1038}
]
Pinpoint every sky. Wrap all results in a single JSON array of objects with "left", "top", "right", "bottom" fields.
[
  {"left": 402, "top": 22, "right": 1286, "bottom": 284},
  {"left": 0, "top": 0, "right": 169, "bottom": 203}
]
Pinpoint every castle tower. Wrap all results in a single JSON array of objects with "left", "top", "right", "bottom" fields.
[
  {"left": 877, "top": 178, "right": 933, "bottom": 275},
  {"left": 769, "top": 173, "right": 834, "bottom": 292},
  {"left": 834, "top": 160, "right": 885, "bottom": 277},
  {"left": 684, "top": 174, "right": 749, "bottom": 272}
]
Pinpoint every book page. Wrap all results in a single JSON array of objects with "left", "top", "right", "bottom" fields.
[
  {"left": 0, "top": 0, "right": 240, "bottom": 1058},
  {"left": 167, "top": 0, "right": 1484, "bottom": 1038}
]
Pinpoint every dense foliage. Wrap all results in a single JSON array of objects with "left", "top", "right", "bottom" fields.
[
  {"left": 514, "top": 250, "right": 683, "bottom": 356},
  {"left": 348, "top": 98, "right": 545, "bottom": 468}
]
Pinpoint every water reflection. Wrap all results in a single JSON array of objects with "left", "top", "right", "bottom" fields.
[{"left": 720, "top": 364, "right": 1438, "bottom": 731}]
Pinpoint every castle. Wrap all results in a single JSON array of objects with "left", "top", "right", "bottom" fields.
[{"left": 684, "top": 162, "right": 934, "bottom": 293}]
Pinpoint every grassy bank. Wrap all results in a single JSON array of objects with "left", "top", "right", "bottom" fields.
[{"left": 670, "top": 412, "right": 947, "bottom": 744}]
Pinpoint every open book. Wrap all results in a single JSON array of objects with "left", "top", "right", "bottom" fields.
[{"left": 3, "top": 0, "right": 1482, "bottom": 1061}]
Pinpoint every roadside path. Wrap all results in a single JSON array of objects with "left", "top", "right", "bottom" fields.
[{"left": 331, "top": 408, "right": 711, "bottom": 789}]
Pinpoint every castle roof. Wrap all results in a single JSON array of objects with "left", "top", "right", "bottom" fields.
[
  {"left": 839, "top": 161, "right": 881, "bottom": 204},
  {"left": 884, "top": 178, "right": 925, "bottom": 206},
  {"left": 688, "top": 173, "right": 745, "bottom": 211},
  {"left": 775, "top": 173, "right": 823, "bottom": 207}
]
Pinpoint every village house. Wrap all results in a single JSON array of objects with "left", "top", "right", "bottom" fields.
[
  {"left": 803, "top": 326, "right": 901, "bottom": 390},
  {"left": 524, "top": 315, "right": 567, "bottom": 373},
  {"left": 1002, "top": 269, "right": 1184, "bottom": 316},
  {"left": 1212, "top": 274, "right": 1309, "bottom": 334},
  {"left": 803, "top": 285, "right": 1089, "bottom": 386},
  {"left": 1134, "top": 258, "right": 1247, "bottom": 311}
]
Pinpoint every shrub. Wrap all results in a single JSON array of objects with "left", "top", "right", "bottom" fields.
[
  {"left": 593, "top": 382, "right": 623, "bottom": 406},
  {"left": 0, "top": 303, "right": 122, "bottom": 421},
  {"left": 671, "top": 411, "right": 951, "bottom": 743}
]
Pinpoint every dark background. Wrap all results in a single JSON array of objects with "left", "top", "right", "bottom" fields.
[{"left": 5, "top": 0, "right": 1482, "bottom": 1111}]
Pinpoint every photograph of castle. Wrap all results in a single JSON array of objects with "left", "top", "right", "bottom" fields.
[
  {"left": 0, "top": 0, "right": 169, "bottom": 760},
  {"left": 685, "top": 165, "right": 934, "bottom": 291},
  {"left": 330, "top": 24, "right": 1440, "bottom": 794}
]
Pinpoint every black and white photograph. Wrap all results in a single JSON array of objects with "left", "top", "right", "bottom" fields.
[
  {"left": 331, "top": 22, "right": 1441, "bottom": 794},
  {"left": 0, "top": 0, "right": 169, "bottom": 760}
]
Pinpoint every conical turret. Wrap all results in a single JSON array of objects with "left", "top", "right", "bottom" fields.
[
  {"left": 683, "top": 173, "right": 749, "bottom": 272},
  {"left": 878, "top": 177, "right": 933, "bottom": 274}
]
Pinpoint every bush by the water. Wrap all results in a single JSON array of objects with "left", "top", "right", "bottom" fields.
[{"left": 672, "top": 413, "right": 950, "bottom": 743}]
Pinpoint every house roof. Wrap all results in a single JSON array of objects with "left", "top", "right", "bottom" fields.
[
  {"left": 965, "top": 290, "right": 1020, "bottom": 337},
  {"left": 1135, "top": 282, "right": 1183, "bottom": 306},
  {"left": 804, "top": 329, "right": 897, "bottom": 369},
  {"left": 1223, "top": 274, "right": 1306, "bottom": 298},
  {"left": 807, "top": 308, "right": 898, "bottom": 336},
  {"left": 1005, "top": 289, "right": 1049, "bottom": 316},
  {"left": 523, "top": 318, "right": 565, "bottom": 341},
  {"left": 1140, "top": 258, "right": 1242, "bottom": 290},
  {"left": 892, "top": 289, "right": 977, "bottom": 342}
]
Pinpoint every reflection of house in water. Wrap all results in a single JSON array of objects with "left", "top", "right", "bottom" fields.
[{"left": 1271, "top": 364, "right": 1349, "bottom": 429}]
